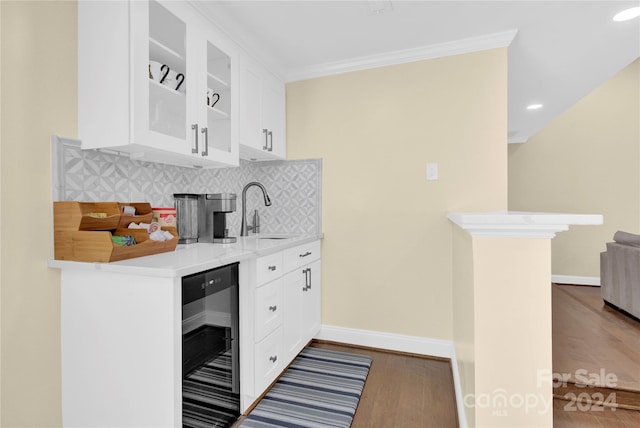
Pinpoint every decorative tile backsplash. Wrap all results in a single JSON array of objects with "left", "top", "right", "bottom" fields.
[{"left": 51, "top": 136, "right": 322, "bottom": 235}]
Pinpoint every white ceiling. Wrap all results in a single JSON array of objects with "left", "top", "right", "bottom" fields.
[{"left": 195, "top": 1, "right": 640, "bottom": 143}]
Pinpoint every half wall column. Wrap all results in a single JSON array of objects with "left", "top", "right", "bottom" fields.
[{"left": 448, "top": 211, "right": 602, "bottom": 428}]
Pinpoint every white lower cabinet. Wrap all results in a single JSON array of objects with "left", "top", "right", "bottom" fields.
[
  {"left": 254, "top": 327, "right": 283, "bottom": 395},
  {"left": 283, "top": 260, "right": 321, "bottom": 362},
  {"left": 52, "top": 238, "right": 322, "bottom": 425},
  {"left": 246, "top": 240, "right": 321, "bottom": 408},
  {"left": 254, "top": 278, "right": 283, "bottom": 341}
]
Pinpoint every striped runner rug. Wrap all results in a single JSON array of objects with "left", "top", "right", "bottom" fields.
[{"left": 240, "top": 347, "right": 373, "bottom": 428}]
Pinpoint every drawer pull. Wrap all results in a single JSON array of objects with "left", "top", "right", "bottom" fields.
[
  {"left": 268, "top": 265, "right": 277, "bottom": 272},
  {"left": 269, "top": 305, "right": 277, "bottom": 312},
  {"left": 299, "top": 251, "right": 312, "bottom": 258},
  {"left": 269, "top": 355, "right": 278, "bottom": 363}
]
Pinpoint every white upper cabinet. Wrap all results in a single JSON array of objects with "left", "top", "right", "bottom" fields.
[
  {"left": 79, "top": 0, "right": 238, "bottom": 168},
  {"left": 239, "top": 54, "right": 286, "bottom": 160}
]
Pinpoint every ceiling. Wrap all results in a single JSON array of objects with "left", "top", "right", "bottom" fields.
[{"left": 196, "top": 1, "right": 640, "bottom": 143}]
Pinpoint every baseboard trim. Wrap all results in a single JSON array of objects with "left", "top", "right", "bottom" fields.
[
  {"left": 552, "top": 275, "right": 600, "bottom": 286},
  {"left": 316, "top": 325, "right": 454, "bottom": 358},
  {"left": 316, "top": 325, "right": 468, "bottom": 427}
]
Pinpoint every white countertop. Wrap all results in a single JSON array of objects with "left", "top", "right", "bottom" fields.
[
  {"left": 447, "top": 210, "right": 603, "bottom": 238},
  {"left": 48, "top": 233, "right": 323, "bottom": 278}
]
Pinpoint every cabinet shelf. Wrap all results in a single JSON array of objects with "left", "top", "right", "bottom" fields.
[
  {"left": 208, "top": 72, "right": 229, "bottom": 89},
  {"left": 149, "top": 36, "right": 185, "bottom": 63},
  {"left": 150, "top": 78, "right": 186, "bottom": 97},
  {"left": 208, "top": 105, "right": 229, "bottom": 120}
]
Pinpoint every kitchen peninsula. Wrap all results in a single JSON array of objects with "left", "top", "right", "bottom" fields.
[{"left": 48, "top": 234, "right": 322, "bottom": 427}]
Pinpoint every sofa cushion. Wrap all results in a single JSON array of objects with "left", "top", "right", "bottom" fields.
[{"left": 613, "top": 230, "right": 640, "bottom": 247}]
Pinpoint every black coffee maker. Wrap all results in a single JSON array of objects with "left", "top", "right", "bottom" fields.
[{"left": 198, "top": 193, "right": 237, "bottom": 243}]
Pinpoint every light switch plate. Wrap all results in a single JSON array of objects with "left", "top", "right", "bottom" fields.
[{"left": 426, "top": 163, "right": 439, "bottom": 180}]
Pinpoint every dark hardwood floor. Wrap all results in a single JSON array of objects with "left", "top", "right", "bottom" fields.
[
  {"left": 310, "top": 341, "right": 459, "bottom": 428},
  {"left": 553, "top": 398, "right": 640, "bottom": 427},
  {"left": 553, "top": 284, "right": 640, "bottom": 392},
  {"left": 552, "top": 283, "right": 640, "bottom": 427}
]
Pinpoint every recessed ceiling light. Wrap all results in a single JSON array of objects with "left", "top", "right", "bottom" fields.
[
  {"left": 613, "top": 7, "right": 640, "bottom": 22},
  {"left": 527, "top": 103, "right": 543, "bottom": 110}
]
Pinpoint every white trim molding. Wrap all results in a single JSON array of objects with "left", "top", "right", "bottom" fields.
[
  {"left": 316, "top": 325, "right": 468, "bottom": 428},
  {"left": 447, "top": 210, "right": 603, "bottom": 239},
  {"left": 286, "top": 30, "right": 518, "bottom": 83},
  {"left": 552, "top": 275, "right": 600, "bottom": 286},
  {"left": 317, "top": 324, "right": 455, "bottom": 357}
]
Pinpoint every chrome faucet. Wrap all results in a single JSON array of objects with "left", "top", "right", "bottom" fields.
[{"left": 240, "top": 182, "right": 272, "bottom": 236}]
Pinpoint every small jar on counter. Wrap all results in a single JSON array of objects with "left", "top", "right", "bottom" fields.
[{"left": 152, "top": 207, "right": 177, "bottom": 227}]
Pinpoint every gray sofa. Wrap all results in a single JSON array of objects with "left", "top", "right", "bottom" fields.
[{"left": 600, "top": 231, "right": 640, "bottom": 320}]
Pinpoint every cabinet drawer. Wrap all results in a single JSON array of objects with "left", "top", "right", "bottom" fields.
[
  {"left": 254, "top": 278, "right": 283, "bottom": 342},
  {"left": 283, "top": 240, "right": 320, "bottom": 272},
  {"left": 254, "top": 327, "right": 283, "bottom": 395},
  {"left": 256, "top": 252, "right": 283, "bottom": 286}
]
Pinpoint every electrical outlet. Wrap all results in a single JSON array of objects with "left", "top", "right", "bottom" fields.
[{"left": 426, "top": 163, "right": 439, "bottom": 181}]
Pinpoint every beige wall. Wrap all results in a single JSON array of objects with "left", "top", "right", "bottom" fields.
[
  {"left": 509, "top": 59, "right": 640, "bottom": 279},
  {"left": 452, "top": 232, "right": 554, "bottom": 427},
  {"left": 451, "top": 226, "right": 475, "bottom": 426},
  {"left": 1, "top": 1, "right": 77, "bottom": 426},
  {"left": 287, "top": 49, "right": 508, "bottom": 340},
  {"left": 472, "top": 237, "right": 552, "bottom": 427}
]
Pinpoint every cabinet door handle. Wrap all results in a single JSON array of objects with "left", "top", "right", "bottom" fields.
[
  {"left": 269, "top": 305, "right": 277, "bottom": 312},
  {"left": 268, "top": 265, "right": 277, "bottom": 272},
  {"left": 303, "top": 268, "right": 311, "bottom": 290},
  {"left": 191, "top": 124, "right": 199, "bottom": 154},
  {"left": 201, "top": 127, "right": 209, "bottom": 157},
  {"left": 267, "top": 130, "right": 273, "bottom": 152},
  {"left": 299, "top": 251, "right": 312, "bottom": 258},
  {"left": 269, "top": 355, "right": 278, "bottom": 363},
  {"left": 262, "top": 128, "right": 268, "bottom": 150}
]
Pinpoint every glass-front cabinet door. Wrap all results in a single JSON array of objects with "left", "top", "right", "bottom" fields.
[
  {"left": 147, "top": 0, "right": 188, "bottom": 144},
  {"left": 192, "top": 30, "right": 239, "bottom": 167},
  {"left": 79, "top": 1, "right": 238, "bottom": 168},
  {"left": 130, "top": 0, "right": 238, "bottom": 167},
  {"left": 131, "top": 0, "right": 190, "bottom": 157}
]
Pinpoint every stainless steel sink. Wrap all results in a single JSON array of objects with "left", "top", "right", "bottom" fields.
[{"left": 254, "top": 234, "right": 299, "bottom": 240}]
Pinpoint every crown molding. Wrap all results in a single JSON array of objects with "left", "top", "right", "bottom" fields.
[{"left": 286, "top": 29, "right": 518, "bottom": 83}]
